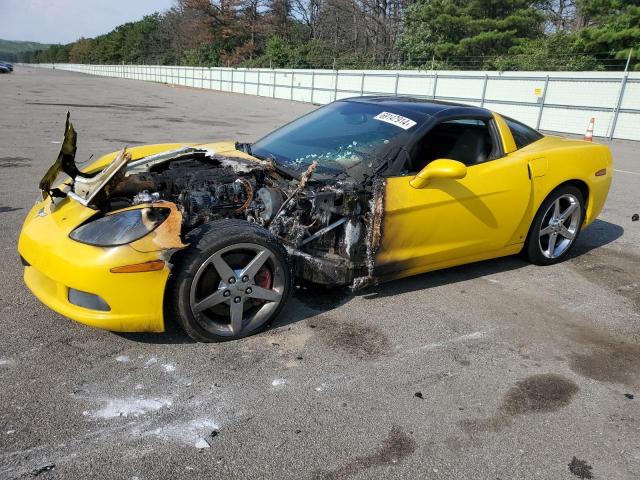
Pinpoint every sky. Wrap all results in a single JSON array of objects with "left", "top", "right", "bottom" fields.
[{"left": 1, "top": 0, "right": 176, "bottom": 44}]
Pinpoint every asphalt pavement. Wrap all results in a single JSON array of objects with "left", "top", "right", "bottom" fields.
[{"left": 1, "top": 67, "right": 639, "bottom": 479}]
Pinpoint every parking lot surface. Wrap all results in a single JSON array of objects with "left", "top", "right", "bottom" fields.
[{"left": 1, "top": 67, "right": 639, "bottom": 479}]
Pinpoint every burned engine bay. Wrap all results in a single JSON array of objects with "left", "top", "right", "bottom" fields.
[{"left": 40, "top": 116, "right": 384, "bottom": 288}]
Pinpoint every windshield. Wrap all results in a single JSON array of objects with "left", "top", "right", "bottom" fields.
[{"left": 251, "top": 101, "right": 423, "bottom": 182}]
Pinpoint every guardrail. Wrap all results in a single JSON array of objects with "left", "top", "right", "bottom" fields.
[{"left": 25, "top": 63, "right": 640, "bottom": 141}]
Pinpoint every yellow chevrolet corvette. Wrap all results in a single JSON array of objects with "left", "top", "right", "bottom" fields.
[{"left": 18, "top": 98, "right": 612, "bottom": 342}]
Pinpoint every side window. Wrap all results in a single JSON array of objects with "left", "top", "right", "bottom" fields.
[
  {"left": 504, "top": 116, "right": 543, "bottom": 149},
  {"left": 409, "top": 118, "right": 497, "bottom": 172}
]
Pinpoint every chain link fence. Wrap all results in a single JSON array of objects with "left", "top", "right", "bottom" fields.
[{"left": 25, "top": 63, "right": 640, "bottom": 141}]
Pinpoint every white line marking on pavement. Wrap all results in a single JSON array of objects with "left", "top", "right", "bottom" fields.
[
  {"left": 402, "top": 329, "right": 495, "bottom": 354},
  {"left": 614, "top": 169, "right": 640, "bottom": 176}
]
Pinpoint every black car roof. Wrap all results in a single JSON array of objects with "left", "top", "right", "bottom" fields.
[{"left": 343, "top": 96, "right": 491, "bottom": 119}]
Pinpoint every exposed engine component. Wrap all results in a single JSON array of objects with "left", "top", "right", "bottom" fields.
[
  {"left": 95, "top": 147, "right": 377, "bottom": 286},
  {"left": 132, "top": 191, "right": 160, "bottom": 204},
  {"left": 117, "top": 157, "right": 257, "bottom": 227},
  {"left": 253, "top": 187, "right": 284, "bottom": 223},
  {"left": 42, "top": 114, "right": 384, "bottom": 289},
  {"left": 180, "top": 179, "right": 252, "bottom": 227}
]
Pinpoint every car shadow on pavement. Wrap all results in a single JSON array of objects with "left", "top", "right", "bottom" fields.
[
  {"left": 116, "top": 284, "right": 353, "bottom": 344},
  {"left": 567, "top": 219, "right": 624, "bottom": 258},
  {"left": 360, "top": 218, "right": 623, "bottom": 301},
  {"left": 268, "top": 284, "right": 356, "bottom": 330},
  {"left": 116, "top": 320, "right": 198, "bottom": 344},
  {"left": 116, "top": 219, "right": 623, "bottom": 342},
  {"left": 360, "top": 256, "right": 530, "bottom": 301}
]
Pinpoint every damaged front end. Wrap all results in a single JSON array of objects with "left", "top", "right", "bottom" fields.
[{"left": 42, "top": 114, "right": 385, "bottom": 288}]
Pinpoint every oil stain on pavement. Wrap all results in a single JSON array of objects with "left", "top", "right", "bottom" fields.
[
  {"left": 313, "top": 316, "right": 389, "bottom": 359},
  {"left": 565, "top": 321, "right": 640, "bottom": 386},
  {"left": 0, "top": 156, "right": 31, "bottom": 168},
  {"left": 0, "top": 206, "right": 22, "bottom": 213},
  {"left": 24, "top": 101, "right": 163, "bottom": 112},
  {"left": 568, "top": 456, "right": 594, "bottom": 479},
  {"left": 313, "top": 426, "right": 416, "bottom": 479},
  {"left": 460, "top": 373, "right": 579, "bottom": 433},
  {"left": 570, "top": 247, "right": 640, "bottom": 311}
]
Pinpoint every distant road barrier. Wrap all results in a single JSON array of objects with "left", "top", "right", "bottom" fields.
[{"left": 24, "top": 63, "right": 640, "bottom": 141}]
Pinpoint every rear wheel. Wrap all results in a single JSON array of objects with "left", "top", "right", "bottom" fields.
[
  {"left": 166, "top": 220, "right": 292, "bottom": 342},
  {"left": 525, "top": 185, "right": 585, "bottom": 265}
]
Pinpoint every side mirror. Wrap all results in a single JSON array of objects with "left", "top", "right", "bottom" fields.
[{"left": 409, "top": 159, "right": 467, "bottom": 189}]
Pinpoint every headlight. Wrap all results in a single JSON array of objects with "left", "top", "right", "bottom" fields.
[{"left": 69, "top": 207, "right": 170, "bottom": 247}]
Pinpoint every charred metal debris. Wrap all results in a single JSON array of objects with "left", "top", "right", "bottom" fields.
[{"left": 42, "top": 115, "right": 386, "bottom": 288}]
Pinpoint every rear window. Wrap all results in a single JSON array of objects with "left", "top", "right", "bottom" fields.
[{"left": 504, "top": 116, "right": 543, "bottom": 149}]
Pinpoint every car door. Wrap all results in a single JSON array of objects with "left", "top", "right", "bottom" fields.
[{"left": 375, "top": 114, "right": 534, "bottom": 279}]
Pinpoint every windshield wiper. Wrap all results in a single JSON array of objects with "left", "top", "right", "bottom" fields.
[
  {"left": 373, "top": 144, "right": 408, "bottom": 176},
  {"left": 236, "top": 142, "right": 296, "bottom": 179},
  {"left": 262, "top": 152, "right": 297, "bottom": 179}
]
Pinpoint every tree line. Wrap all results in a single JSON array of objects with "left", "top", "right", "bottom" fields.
[{"left": 18, "top": 0, "right": 640, "bottom": 71}]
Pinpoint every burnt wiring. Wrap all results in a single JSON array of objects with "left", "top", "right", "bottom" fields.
[{"left": 64, "top": 144, "right": 372, "bottom": 287}]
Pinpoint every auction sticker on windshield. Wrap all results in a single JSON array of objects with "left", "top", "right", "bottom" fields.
[{"left": 373, "top": 111, "right": 417, "bottom": 130}]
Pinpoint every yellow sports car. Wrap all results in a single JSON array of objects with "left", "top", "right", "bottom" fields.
[{"left": 18, "top": 98, "right": 612, "bottom": 342}]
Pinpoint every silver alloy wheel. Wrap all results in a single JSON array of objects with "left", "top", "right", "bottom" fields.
[
  {"left": 538, "top": 193, "right": 581, "bottom": 259},
  {"left": 189, "top": 243, "right": 285, "bottom": 337}
]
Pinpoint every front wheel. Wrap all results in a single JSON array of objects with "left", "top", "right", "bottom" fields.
[
  {"left": 166, "top": 220, "right": 292, "bottom": 342},
  {"left": 524, "top": 185, "right": 585, "bottom": 266}
]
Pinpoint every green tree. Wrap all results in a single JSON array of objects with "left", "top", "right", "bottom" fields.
[
  {"left": 579, "top": 0, "right": 640, "bottom": 70},
  {"left": 493, "top": 31, "right": 600, "bottom": 70},
  {"left": 68, "top": 38, "right": 95, "bottom": 63},
  {"left": 398, "top": 0, "right": 545, "bottom": 69},
  {"left": 120, "top": 15, "right": 164, "bottom": 64},
  {"left": 24, "top": 0, "right": 637, "bottom": 71},
  {"left": 264, "top": 36, "right": 294, "bottom": 67}
]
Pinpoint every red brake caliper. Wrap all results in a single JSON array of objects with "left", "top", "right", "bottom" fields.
[{"left": 254, "top": 266, "right": 273, "bottom": 290}]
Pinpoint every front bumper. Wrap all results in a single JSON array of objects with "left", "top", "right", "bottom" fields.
[{"left": 18, "top": 198, "right": 169, "bottom": 333}]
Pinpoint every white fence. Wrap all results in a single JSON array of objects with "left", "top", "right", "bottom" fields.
[{"left": 28, "top": 63, "right": 640, "bottom": 141}]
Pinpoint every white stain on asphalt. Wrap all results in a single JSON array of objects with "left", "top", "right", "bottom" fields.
[
  {"left": 0, "top": 359, "right": 14, "bottom": 366},
  {"left": 271, "top": 378, "right": 286, "bottom": 387},
  {"left": 145, "top": 418, "right": 219, "bottom": 448},
  {"left": 457, "top": 331, "right": 488, "bottom": 341},
  {"left": 115, "top": 355, "right": 130, "bottom": 363},
  {"left": 161, "top": 364, "right": 176, "bottom": 372},
  {"left": 194, "top": 437, "right": 210, "bottom": 449},
  {"left": 85, "top": 397, "right": 172, "bottom": 419},
  {"left": 144, "top": 357, "right": 158, "bottom": 368}
]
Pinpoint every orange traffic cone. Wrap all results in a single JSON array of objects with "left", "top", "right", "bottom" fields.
[{"left": 584, "top": 117, "right": 595, "bottom": 141}]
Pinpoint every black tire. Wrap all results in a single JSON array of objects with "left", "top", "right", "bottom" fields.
[
  {"left": 524, "top": 185, "right": 585, "bottom": 266},
  {"left": 165, "top": 219, "right": 292, "bottom": 342}
]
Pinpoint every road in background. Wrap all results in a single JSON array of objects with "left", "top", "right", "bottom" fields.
[{"left": 1, "top": 67, "right": 639, "bottom": 479}]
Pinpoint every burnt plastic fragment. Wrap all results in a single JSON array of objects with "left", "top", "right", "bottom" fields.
[{"left": 39, "top": 112, "right": 93, "bottom": 198}]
